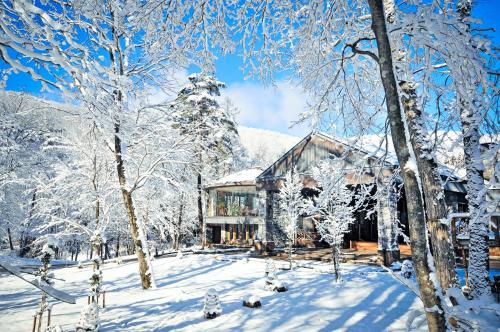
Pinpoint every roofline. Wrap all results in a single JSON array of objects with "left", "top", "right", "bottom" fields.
[
  {"left": 256, "top": 131, "right": 397, "bottom": 181},
  {"left": 204, "top": 183, "right": 256, "bottom": 190},
  {"left": 256, "top": 132, "right": 315, "bottom": 180},
  {"left": 313, "top": 132, "right": 397, "bottom": 167}
]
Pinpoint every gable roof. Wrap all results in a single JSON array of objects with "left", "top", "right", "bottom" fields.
[{"left": 256, "top": 132, "right": 396, "bottom": 182}]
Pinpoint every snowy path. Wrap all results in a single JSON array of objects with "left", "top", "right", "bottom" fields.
[{"left": 0, "top": 255, "right": 427, "bottom": 331}]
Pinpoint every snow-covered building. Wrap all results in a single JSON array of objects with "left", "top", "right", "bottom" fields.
[
  {"left": 205, "top": 167, "right": 266, "bottom": 244},
  {"left": 205, "top": 132, "right": 472, "bottom": 264}
]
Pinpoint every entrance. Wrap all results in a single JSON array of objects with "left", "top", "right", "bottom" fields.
[{"left": 211, "top": 226, "right": 221, "bottom": 244}]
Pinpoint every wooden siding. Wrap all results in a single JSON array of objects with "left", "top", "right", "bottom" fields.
[{"left": 256, "top": 133, "right": 395, "bottom": 191}]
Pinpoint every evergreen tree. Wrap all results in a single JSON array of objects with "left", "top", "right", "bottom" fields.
[{"left": 170, "top": 73, "right": 239, "bottom": 247}]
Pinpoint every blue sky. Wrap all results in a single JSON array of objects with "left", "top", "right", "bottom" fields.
[{"left": 3, "top": 1, "right": 499, "bottom": 137}]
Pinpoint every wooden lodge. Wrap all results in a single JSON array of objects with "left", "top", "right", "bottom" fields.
[{"left": 204, "top": 132, "right": 499, "bottom": 264}]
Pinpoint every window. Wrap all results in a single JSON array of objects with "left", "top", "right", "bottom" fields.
[{"left": 214, "top": 190, "right": 260, "bottom": 217}]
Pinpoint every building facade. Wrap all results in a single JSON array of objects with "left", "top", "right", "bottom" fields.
[
  {"left": 205, "top": 132, "right": 476, "bottom": 264},
  {"left": 205, "top": 168, "right": 266, "bottom": 244}
]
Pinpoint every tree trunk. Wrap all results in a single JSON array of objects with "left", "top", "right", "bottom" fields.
[
  {"left": 332, "top": 247, "right": 339, "bottom": 282},
  {"left": 384, "top": 0, "right": 458, "bottom": 293},
  {"left": 120, "top": 185, "right": 152, "bottom": 289},
  {"left": 107, "top": 3, "right": 152, "bottom": 289},
  {"left": 460, "top": 106, "right": 491, "bottom": 299},
  {"left": 20, "top": 190, "right": 37, "bottom": 257},
  {"left": 116, "top": 235, "right": 120, "bottom": 258},
  {"left": 376, "top": 177, "right": 400, "bottom": 266},
  {"left": 7, "top": 226, "right": 14, "bottom": 251},
  {"left": 399, "top": 82, "right": 459, "bottom": 293},
  {"left": 455, "top": 2, "right": 491, "bottom": 300},
  {"left": 197, "top": 172, "right": 205, "bottom": 249},
  {"left": 367, "top": 0, "right": 446, "bottom": 330},
  {"left": 176, "top": 197, "right": 184, "bottom": 251}
]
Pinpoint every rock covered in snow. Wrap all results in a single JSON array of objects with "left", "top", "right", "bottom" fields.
[
  {"left": 243, "top": 294, "right": 261, "bottom": 308},
  {"left": 390, "top": 261, "right": 402, "bottom": 271},
  {"left": 264, "top": 278, "right": 287, "bottom": 292},
  {"left": 203, "top": 288, "right": 221, "bottom": 319}
]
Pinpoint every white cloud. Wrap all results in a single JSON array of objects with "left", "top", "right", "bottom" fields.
[{"left": 223, "top": 80, "right": 311, "bottom": 136}]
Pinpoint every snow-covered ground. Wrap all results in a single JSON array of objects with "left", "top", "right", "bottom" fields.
[{"left": 0, "top": 254, "right": 428, "bottom": 331}]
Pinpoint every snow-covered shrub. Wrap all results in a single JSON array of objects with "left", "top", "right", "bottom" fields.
[
  {"left": 264, "top": 259, "right": 277, "bottom": 280},
  {"left": 263, "top": 259, "right": 287, "bottom": 292},
  {"left": 176, "top": 250, "right": 183, "bottom": 259},
  {"left": 76, "top": 302, "right": 99, "bottom": 332},
  {"left": 33, "top": 235, "right": 60, "bottom": 329},
  {"left": 203, "top": 288, "right": 222, "bottom": 319},
  {"left": 243, "top": 295, "right": 261, "bottom": 308},
  {"left": 45, "top": 325, "right": 62, "bottom": 332},
  {"left": 401, "top": 260, "right": 414, "bottom": 279}
]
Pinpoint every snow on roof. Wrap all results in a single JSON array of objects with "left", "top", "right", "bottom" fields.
[
  {"left": 314, "top": 132, "right": 464, "bottom": 183},
  {"left": 206, "top": 167, "right": 264, "bottom": 188},
  {"left": 340, "top": 133, "right": 399, "bottom": 165}
]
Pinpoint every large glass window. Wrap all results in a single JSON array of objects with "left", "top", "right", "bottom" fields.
[{"left": 215, "top": 191, "right": 259, "bottom": 217}]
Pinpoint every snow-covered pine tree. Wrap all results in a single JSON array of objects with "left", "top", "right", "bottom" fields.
[
  {"left": 170, "top": 73, "right": 239, "bottom": 248},
  {"left": 276, "top": 168, "right": 305, "bottom": 270},
  {"left": 311, "top": 160, "right": 355, "bottom": 282}
]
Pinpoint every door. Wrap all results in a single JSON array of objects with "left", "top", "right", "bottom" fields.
[{"left": 212, "top": 226, "right": 221, "bottom": 244}]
